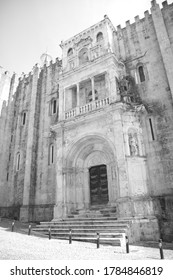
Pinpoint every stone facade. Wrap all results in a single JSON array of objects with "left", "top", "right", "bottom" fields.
[{"left": 0, "top": 0, "right": 173, "bottom": 242}]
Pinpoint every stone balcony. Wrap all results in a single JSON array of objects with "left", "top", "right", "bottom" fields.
[{"left": 65, "top": 97, "right": 110, "bottom": 120}]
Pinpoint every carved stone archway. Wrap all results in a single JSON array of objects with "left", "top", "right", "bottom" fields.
[{"left": 64, "top": 135, "right": 118, "bottom": 213}]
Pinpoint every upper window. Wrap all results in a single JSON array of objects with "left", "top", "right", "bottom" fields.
[
  {"left": 48, "top": 144, "right": 54, "bottom": 165},
  {"left": 67, "top": 48, "right": 73, "bottom": 56},
  {"left": 78, "top": 48, "right": 89, "bottom": 65},
  {"left": 138, "top": 65, "right": 145, "bottom": 82},
  {"left": 16, "top": 152, "right": 20, "bottom": 171},
  {"left": 88, "top": 90, "right": 98, "bottom": 102},
  {"left": 22, "top": 111, "right": 26, "bottom": 125},
  {"left": 96, "top": 32, "right": 103, "bottom": 42},
  {"left": 52, "top": 99, "right": 57, "bottom": 114},
  {"left": 50, "top": 99, "right": 57, "bottom": 115}
]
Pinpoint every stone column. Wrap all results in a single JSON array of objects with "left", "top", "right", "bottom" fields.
[
  {"left": 53, "top": 127, "right": 65, "bottom": 219},
  {"left": 151, "top": 0, "right": 173, "bottom": 99},
  {"left": 108, "top": 69, "right": 117, "bottom": 102},
  {"left": 58, "top": 83, "right": 64, "bottom": 120}
]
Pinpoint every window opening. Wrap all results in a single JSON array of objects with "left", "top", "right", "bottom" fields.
[
  {"left": 16, "top": 153, "right": 20, "bottom": 171},
  {"left": 88, "top": 90, "right": 98, "bottom": 102},
  {"left": 23, "top": 112, "right": 26, "bottom": 125},
  {"left": 79, "top": 48, "right": 89, "bottom": 65},
  {"left": 96, "top": 32, "right": 103, "bottom": 42},
  {"left": 7, "top": 173, "right": 9, "bottom": 181},
  {"left": 138, "top": 66, "right": 145, "bottom": 82},
  {"left": 49, "top": 144, "right": 54, "bottom": 164},
  {"left": 149, "top": 118, "right": 155, "bottom": 140},
  {"left": 67, "top": 48, "right": 73, "bottom": 56},
  {"left": 53, "top": 99, "right": 57, "bottom": 114}
]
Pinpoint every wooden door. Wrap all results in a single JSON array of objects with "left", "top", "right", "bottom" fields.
[{"left": 89, "top": 164, "right": 108, "bottom": 205}]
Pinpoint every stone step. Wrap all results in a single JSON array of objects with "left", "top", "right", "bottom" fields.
[
  {"left": 50, "top": 217, "right": 119, "bottom": 223},
  {"left": 41, "top": 218, "right": 128, "bottom": 225},
  {"left": 35, "top": 228, "right": 128, "bottom": 234},
  {"left": 31, "top": 206, "right": 128, "bottom": 246},
  {"left": 33, "top": 228, "right": 127, "bottom": 234},
  {"left": 36, "top": 223, "right": 129, "bottom": 229}
]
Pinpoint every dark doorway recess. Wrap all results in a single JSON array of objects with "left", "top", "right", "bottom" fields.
[{"left": 89, "top": 164, "right": 108, "bottom": 205}]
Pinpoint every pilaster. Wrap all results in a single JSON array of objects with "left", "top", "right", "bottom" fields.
[
  {"left": 91, "top": 77, "right": 95, "bottom": 101},
  {"left": 20, "top": 64, "right": 39, "bottom": 222}
]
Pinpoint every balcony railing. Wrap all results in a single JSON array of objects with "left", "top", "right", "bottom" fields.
[{"left": 65, "top": 97, "right": 110, "bottom": 120}]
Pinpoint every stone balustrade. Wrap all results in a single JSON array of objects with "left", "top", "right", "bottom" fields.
[
  {"left": 65, "top": 97, "right": 110, "bottom": 120},
  {"left": 65, "top": 108, "right": 76, "bottom": 119}
]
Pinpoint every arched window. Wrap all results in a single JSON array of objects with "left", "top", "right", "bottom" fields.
[
  {"left": 49, "top": 144, "right": 54, "bottom": 165},
  {"left": 16, "top": 152, "right": 20, "bottom": 171},
  {"left": 138, "top": 65, "right": 145, "bottom": 82},
  {"left": 96, "top": 32, "right": 103, "bottom": 42},
  {"left": 78, "top": 48, "right": 89, "bottom": 65},
  {"left": 67, "top": 48, "right": 73, "bottom": 56}
]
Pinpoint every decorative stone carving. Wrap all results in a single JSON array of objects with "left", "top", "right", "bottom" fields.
[
  {"left": 49, "top": 129, "right": 57, "bottom": 139},
  {"left": 75, "top": 36, "right": 92, "bottom": 48},
  {"left": 87, "top": 154, "right": 106, "bottom": 167},
  {"left": 118, "top": 75, "right": 141, "bottom": 104},
  {"left": 128, "top": 132, "right": 139, "bottom": 156}
]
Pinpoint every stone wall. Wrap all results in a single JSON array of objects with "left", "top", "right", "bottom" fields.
[{"left": 0, "top": 1, "right": 173, "bottom": 242}]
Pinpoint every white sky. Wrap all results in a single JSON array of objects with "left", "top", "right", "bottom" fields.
[{"left": 0, "top": 0, "right": 172, "bottom": 75}]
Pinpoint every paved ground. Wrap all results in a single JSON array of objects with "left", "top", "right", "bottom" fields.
[{"left": 0, "top": 218, "right": 173, "bottom": 260}]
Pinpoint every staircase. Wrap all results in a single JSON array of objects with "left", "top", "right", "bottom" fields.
[{"left": 32, "top": 206, "right": 129, "bottom": 246}]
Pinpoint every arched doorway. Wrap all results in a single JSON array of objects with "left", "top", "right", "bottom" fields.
[
  {"left": 64, "top": 135, "right": 118, "bottom": 212},
  {"left": 89, "top": 164, "right": 108, "bottom": 205}
]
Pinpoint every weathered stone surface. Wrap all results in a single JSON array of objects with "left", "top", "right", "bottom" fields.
[{"left": 0, "top": 1, "right": 173, "bottom": 241}]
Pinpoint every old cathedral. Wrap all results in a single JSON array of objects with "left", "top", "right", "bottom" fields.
[{"left": 0, "top": 0, "right": 173, "bottom": 242}]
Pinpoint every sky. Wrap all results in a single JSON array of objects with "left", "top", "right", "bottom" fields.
[{"left": 0, "top": 0, "right": 172, "bottom": 75}]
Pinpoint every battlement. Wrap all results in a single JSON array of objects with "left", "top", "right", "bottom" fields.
[{"left": 116, "top": 0, "right": 172, "bottom": 34}]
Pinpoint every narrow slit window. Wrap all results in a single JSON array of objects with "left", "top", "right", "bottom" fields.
[
  {"left": 51, "top": 145, "right": 54, "bottom": 163},
  {"left": 7, "top": 173, "right": 9, "bottom": 181},
  {"left": 53, "top": 100, "right": 57, "bottom": 114},
  {"left": 51, "top": 99, "right": 57, "bottom": 115},
  {"left": 138, "top": 66, "right": 145, "bottom": 82},
  {"left": 49, "top": 144, "right": 54, "bottom": 164},
  {"left": 23, "top": 112, "right": 26, "bottom": 125},
  {"left": 16, "top": 153, "right": 20, "bottom": 171},
  {"left": 149, "top": 118, "right": 155, "bottom": 140}
]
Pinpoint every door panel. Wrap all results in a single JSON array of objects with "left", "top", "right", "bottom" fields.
[{"left": 89, "top": 164, "right": 108, "bottom": 205}]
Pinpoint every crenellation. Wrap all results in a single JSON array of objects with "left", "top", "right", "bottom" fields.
[
  {"left": 144, "top": 10, "right": 150, "bottom": 18},
  {"left": 151, "top": 0, "right": 157, "bottom": 7},
  {"left": 162, "top": 1, "right": 168, "bottom": 7},
  {"left": 117, "top": 25, "right": 122, "bottom": 31},
  {"left": 125, "top": 20, "right": 130, "bottom": 27},
  {"left": 134, "top": 15, "right": 140, "bottom": 23}
]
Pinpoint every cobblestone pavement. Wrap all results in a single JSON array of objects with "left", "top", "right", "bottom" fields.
[{"left": 0, "top": 219, "right": 173, "bottom": 260}]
